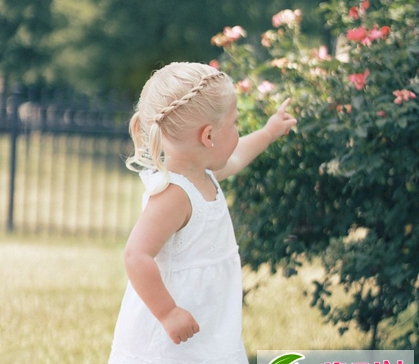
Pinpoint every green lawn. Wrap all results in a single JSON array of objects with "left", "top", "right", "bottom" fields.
[
  {"left": 0, "top": 234, "right": 126, "bottom": 364},
  {"left": 0, "top": 233, "right": 368, "bottom": 364}
]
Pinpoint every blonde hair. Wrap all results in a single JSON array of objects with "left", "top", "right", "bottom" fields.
[{"left": 126, "top": 62, "right": 235, "bottom": 194}]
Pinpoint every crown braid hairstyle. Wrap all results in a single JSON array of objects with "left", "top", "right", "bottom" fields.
[{"left": 126, "top": 62, "right": 235, "bottom": 194}]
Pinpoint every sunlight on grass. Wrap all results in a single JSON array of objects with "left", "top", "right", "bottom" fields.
[
  {"left": 0, "top": 235, "right": 127, "bottom": 364},
  {"left": 1, "top": 235, "right": 370, "bottom": 363},
  {"left": 242, "top": 262, "right": 369, "bottom": 360}
]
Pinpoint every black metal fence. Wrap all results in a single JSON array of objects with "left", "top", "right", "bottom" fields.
[{"left": 0, "top": 86, "right": 143, "bottom": 238}]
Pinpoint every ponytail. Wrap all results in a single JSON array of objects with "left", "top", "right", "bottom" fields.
[
  {"left": 147, "top": 120, "right": 169, "bottom": 194},
  {"left": 125, "top": 112, "right": 170, "bottom": 195},
  {"left": 125, "top": 112, "right": 144, "bottom": 172}
]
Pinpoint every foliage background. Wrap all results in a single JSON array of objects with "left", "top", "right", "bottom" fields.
[
  {"left": 0, "top": 0, "right": 326, "bottom": 97},
  {"left": 214, "top": 0, "right": 419, "bottom": 352}
]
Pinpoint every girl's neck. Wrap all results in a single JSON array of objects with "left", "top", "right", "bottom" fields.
[
  {"left": 165, "top": 158, "right": 218, "bottom": 201},
  {"left": 164, "top": 141, "right": 209, "bottom": 181},
  {"left": 166, "top": 159, "right": 208, "bottom": 182},
  {"left": 162, "top": 132, "right": 216, "bottom": 194}
]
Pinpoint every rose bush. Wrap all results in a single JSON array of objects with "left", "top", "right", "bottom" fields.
[{"left": 212, "top": 0, "right": 419, "bottom": 351}]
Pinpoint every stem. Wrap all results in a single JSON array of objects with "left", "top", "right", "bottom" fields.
[{"left": 370, "top": 322, "right": 378, "bottom": 350}]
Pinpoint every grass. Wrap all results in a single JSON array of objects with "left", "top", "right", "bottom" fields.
[
  {"left": 242, "top": 264, "right": 369, "bottom": 363},
  {"left": 0, "top": 234, "right": 126, "bottom": 364},
  {"left": 0, "top": 233, "right": 372, "bottom": 364}
]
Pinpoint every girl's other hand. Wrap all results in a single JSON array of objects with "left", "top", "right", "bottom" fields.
[{"left": 159, "top": 306, "right": 200, "bottom": 344}]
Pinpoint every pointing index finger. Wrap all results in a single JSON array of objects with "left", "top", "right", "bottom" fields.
[{"left": 279, "top": 98, "right": 291, "bottom": 115}]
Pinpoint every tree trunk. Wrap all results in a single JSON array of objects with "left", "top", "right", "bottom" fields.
[{"left": 370, "top": 322, "right": 378, "bottom": 350}]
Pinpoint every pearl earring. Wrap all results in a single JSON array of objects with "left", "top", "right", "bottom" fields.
[{"left": 211, "top": 142, "right": 214, "bottom": 147}]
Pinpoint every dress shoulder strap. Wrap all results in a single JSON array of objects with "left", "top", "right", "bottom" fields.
[
  {"left": 167, "top": 172, "right": 203, "bottom": 206},
  {"left": 139, "top": 169, "right": 219, "bottom": 212}
]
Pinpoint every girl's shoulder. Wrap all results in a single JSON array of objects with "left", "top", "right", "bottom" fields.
[{"left": 140, "top": 179, "right": 192, "bottom": 233}]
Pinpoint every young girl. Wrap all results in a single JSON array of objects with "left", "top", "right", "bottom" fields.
[{"left": 108, "top": 62, "right": 297, "bottom": 363}]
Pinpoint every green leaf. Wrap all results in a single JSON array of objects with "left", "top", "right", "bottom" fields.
[
  {"left": 269, "top": 353, "right": 305, "bottom": 364},
  {"left": 354, "top": 126, "right": 368, "bottom": 138},
  {"left": 375, "top": 117, "right": 387, "bottom": 128},
  {"left": 397, "top": 117, "right": 408, "bottom": 129},
  {"left": 352, "top": 96, "right": 365, "bottom": 111},
  {"left": 320, "top": 59, "right": 341, "bottom": 72}
]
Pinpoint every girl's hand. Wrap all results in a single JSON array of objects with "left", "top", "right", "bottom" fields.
[
  {"left": 159, "top": 306, "right": 200, "bottom": 344},
  {"left": 263, "top": 98, "right": 297, "bottom": 143}
]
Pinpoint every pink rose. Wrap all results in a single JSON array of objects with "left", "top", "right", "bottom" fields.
[
  {"left": 211, "top": 33, "right": 227, "bottom": 47},
  {"left": 347, "top": 26, "right": 367, "bottom": 42},
  {"left": 360, "top": 1, "right": 370, "bottom": 10},
  {"left": 393, "top": 89, "right": 417, "bottom": 104},
  {"left": 209, "top": 60, "right": 220, "bottom": 70},
  {"left": 349, "top": 7, "right": 359, "bottom": 19},
  {"left": 317, "top": 45, "right": 330, "bottom": 60},
  {"left": 272, "top": 9, "right": 298, "bottom": 28},
  {"left": 368, "top": 25, "right": 390, "bottom": 41},
  {"left": 368, "top": 26, "right": 382, "bottom": 41},
  {"left": 237, "top": 79, "right": 252, "bottom": 93},
  {"left": 348, "top": 69, "right": 370, "bottom": 90},
  {"left": 261, "top": 32, "right": 273, "bottom": 47},
  {"left": 258, "top": 81, "right": 275, "bottom": 94},
  {"left": 211, "top": 25, "right": 246, "bottom": 47},
  {"left": 381, "top": 26, "right": 390, "bottom": 38},
  {"left": 223, "top": 25, "right": 246, "bottom": 42}
]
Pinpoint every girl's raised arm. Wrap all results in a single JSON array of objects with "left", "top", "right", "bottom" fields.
[{"left": 215, "top": 98, "right": 297, "bottom": 181}]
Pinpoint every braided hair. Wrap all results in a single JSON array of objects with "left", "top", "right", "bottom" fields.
[{"left": 126, "top": 62, "right": 235, "bottom": 194}]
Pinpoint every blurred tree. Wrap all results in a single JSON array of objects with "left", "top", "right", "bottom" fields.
[
  {"left": 0, "top": 0, "right": 55, "bottom": 92},
  {"left": 0, "top": 0, "right": 327, "bottom": 97},
  {"left": 55, "top": 0, "right": 325, "bottom": 96}
]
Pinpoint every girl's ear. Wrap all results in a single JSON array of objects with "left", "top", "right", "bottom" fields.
[{"left": 200, "top": 124, "right": 213, "bottom": 148}]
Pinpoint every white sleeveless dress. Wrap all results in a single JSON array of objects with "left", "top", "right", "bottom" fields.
[{"left": 108, "top": 170, "right": 248, "bottom": 364}]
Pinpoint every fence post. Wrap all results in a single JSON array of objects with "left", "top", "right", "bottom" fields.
[{"left": 7, "top": 86, "right": 21, "bottom": 232}]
